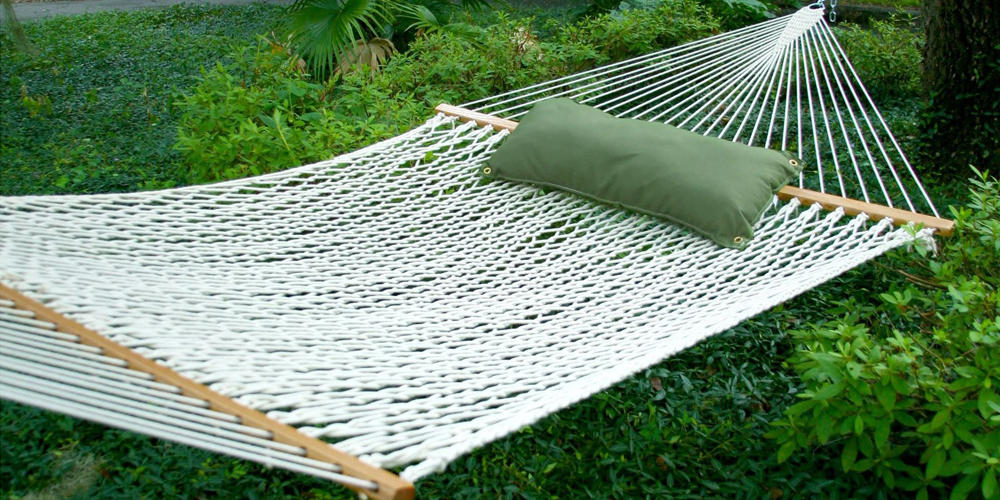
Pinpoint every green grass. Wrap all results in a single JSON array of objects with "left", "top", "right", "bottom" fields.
[{"left": 0, "top": 3, "right": 286, "bottom": 196}]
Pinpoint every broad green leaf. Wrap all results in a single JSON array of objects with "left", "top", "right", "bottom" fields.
[
  {"left": 877, "top": 383, "right": 896, "bottom": 411},
  {"left": 882, "top": 468, "right": 895, "bottom": 488},
  {"left": 854, "top": 458, "right": 874, "bottom": 472},
  {"left": 785, "top": 400, "right": 818, "bottom": 417},
  {"left": 817, "top": 413, "right": 832, "bottom": 444},
  {"left": 943, "top": 427, "right": 954, "bottom": 449},
  {"left": 979, "top": 388, "right": 1000, "bottom": 420},
  {"left": 985, "top": 469, "right": 998, "bottom": 499},
  {"left": 895, "top": 411, "right": 919, "bottom": 427},
  {"left": 846, "top": 361, "right": 862, "bottom": 379},
  {"left": 926, "top": 448, "right": 946, "bottom": 481},
  {"left": 874, "top": 419, "right": 890, "bottom": 450},
  {"left": 841, "top": 437, "right": 858, "bottom": 472},
  {"left": 814, "top": 382, "right": 845, "bottom": 400},
  {"left": 929, "top": 409, "right": 952, "bottom": 432},
  {"left": 777, "top": 440, "right": 796, "bottom": 464},
  {"left": 951, "top": 471, "right": 983, "bottom": 500},
  {"left": 889, "top": 374, "right": 910, "bottom": 395}
]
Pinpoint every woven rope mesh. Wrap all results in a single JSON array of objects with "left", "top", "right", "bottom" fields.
[
  {"left": 466, "top": 6, "right": 938, "bottom": 216},
  {"left": 0, "top": 114, "right": 932, "bottom": 480}
]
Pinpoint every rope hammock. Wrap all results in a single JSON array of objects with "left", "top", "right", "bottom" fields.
[{"left": 0, "top": 6, "right": 952, "bottom": 500}]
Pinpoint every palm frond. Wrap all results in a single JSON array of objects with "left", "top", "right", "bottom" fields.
[
  {"left": 287, "top": 0, "right": 399, "bottom": 79},
  {"left": 337, "top": 37, "right": 396, "bottom": 76},
  {"left": 396, "top": 3, "right": 485, "bottom": 44}
]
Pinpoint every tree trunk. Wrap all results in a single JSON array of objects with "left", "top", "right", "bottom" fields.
[
  {"left": 920, "top": 0, "right": 999, "bottom": 177},
  {"left": 1, "top": 0, "right": 38, "bottom": 57}
]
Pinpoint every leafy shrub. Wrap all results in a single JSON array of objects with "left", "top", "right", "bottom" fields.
[
  {"left": 768, "top": 169, "right": 1000, "bottom": 500},
  {"left": 340, "top": 1, "right": 718, "bottom": 106},
  {"left": 699, "top": 0, "right": 774, "bottom": 30},
  {"left": 173, "top": 44, "right": 429, "bottom": 184},
  {"left": 174, "top": 3, "right": 719, "bottom": 183},
  {"left": 558, "top": 0, "right": 719, "bottom": 65},
  {"left": 836, "top": 18, "right": 923, "bottom": 98}
]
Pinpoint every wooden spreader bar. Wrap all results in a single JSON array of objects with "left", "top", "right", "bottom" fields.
[
  {"left": 435, "top": 103, "right": 955, "bottom": 237},
  {"left": 0, "top": 284, "right": 415, "bottom": 500}
]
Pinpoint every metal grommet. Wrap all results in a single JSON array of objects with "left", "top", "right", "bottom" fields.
[
  {"left": 483, "top": 167, "right": 492, "bottom": 175},
  {"left": 734, "top": 236, "right": 745, "bottom": 245},
  {"left": 789, "top": 159, "right": 799, "bottom": 167}
]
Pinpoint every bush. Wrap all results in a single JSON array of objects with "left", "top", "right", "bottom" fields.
[
  {"left": 173, "top": 2, "right": 719, "bottom": 183},
  {"left": 768, "top": 169, "right": 1000, "bottom": 500},
  {"left": 558, "top": 0, "right": 719, "bottom": 65},
  {"left": 699, "top": 0, "right": 775, "bottom": 30},
  {"left": 836, "top": 17, "right": 923, "bottom": 98},
  {"left": 172, "top": 45, "right": 424, "bottom": 184},
  {"left": 171, "top": 15, "right": 555, "bottom": 183}
]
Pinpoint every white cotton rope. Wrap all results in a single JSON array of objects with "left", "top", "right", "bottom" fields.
[
  {"left": 466, "top": 6, "right": 938, "bottom": 217},
  {"left": 0, "top": 304, "right": 380, "bottom": 491},
  {"left": 0, "top": 6, "right": 940, "bottom": 486}
]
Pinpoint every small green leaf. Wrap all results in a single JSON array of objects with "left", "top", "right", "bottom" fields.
[
  {"left": 926, "top": 448, "right": 946, "bottom": 481},
  {"left": 951, "top": 471, "right": 982, "bottom": 500},
  {"left": 841, "top": 437, "right": 858, "bottom": 472},
  {"left": 777, "top": 440, "right": 796, "bottom": 463},
  {"left": 785, "top": 400, "right": 818, "bottom": 417},
  {"left": 984, "top": 469, "right": 998, "bottom": 499},
  {"left": 929, "top": 409, "right": 952, "bottom": 432},
  {"left": 299, "top": 112, "right": 324, "bottom": 123},
  {"left": 854, "top": 458, "right": 874, "bottom": 472},
  {"left": 979, "top": 388, "right": 999, "bottom": 420},
  {"left": 854, "top": 415, "right": 864, "bottom": 435},
  {"left": 814, "top": 382, "right": 845, "bottom": 400},
  {"left": 877, "top": 383, "right": 896, "bottom": 411},
  {"left": 874, "top": 419, "right": 890, "bottom": 450},
  {"left": 883, "top": 468, "right": 895, "bottom": 488}
]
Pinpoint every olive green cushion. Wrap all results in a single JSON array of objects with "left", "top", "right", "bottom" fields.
[{"left": 483, "top": 98, "right": 805, "bottom": 249}]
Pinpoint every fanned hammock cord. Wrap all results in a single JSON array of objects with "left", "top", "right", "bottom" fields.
[
  {"left": 0, "top": 6, "right": 941, "bottom": 490},
  {"left": 463, "top": 6, "right": 940, "bottom": 218}
]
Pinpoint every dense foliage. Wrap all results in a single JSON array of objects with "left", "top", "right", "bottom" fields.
[
  {"left": 173, "top": 2, "right": 718, "bottom": 184},
  {"left": 769, "top": 169, "right": 1000, "bottom": 500},
  {"left": 283, "top": 0, "right": 501, "bottom": 79},
  {"left": 1, "top": 3, "right": 995, "bottom": 499},
  {"left": 835, "top": 17, "right": 923, "bottom": 98},
  {"left": 0, "top": 5, "right": 285, "bottom": 196}
]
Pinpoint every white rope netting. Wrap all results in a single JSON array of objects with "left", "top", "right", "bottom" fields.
[
  {"left": 0, "top": 302, "right": 380, "bottom": 492},
  {"left": 466, "top": 5, "right": 938, "bottom": 216},
  {"left": 0, "top": 6, "right": 938, "bottom": 485}
]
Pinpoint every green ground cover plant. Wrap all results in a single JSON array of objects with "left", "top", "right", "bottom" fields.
[
  {"left": 2, "top": 2, "right": 995, "bottom": 499},
  {"left": 0, "top": 4, "right": 286, "bottom": 196}
]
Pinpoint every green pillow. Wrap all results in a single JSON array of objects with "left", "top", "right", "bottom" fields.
[{"left": 483, "top": 98, "right": 805, "bottom": 249}]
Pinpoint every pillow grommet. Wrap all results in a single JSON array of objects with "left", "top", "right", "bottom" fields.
[
  {"left": 789, "top": 159, "right": 799, "bottom": 167},
  {"left": 733, "top": 236, "right": 745, "bottom": 245},
  {"left": 483, "top": 167, "right": 492, "bottom": 175}
]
